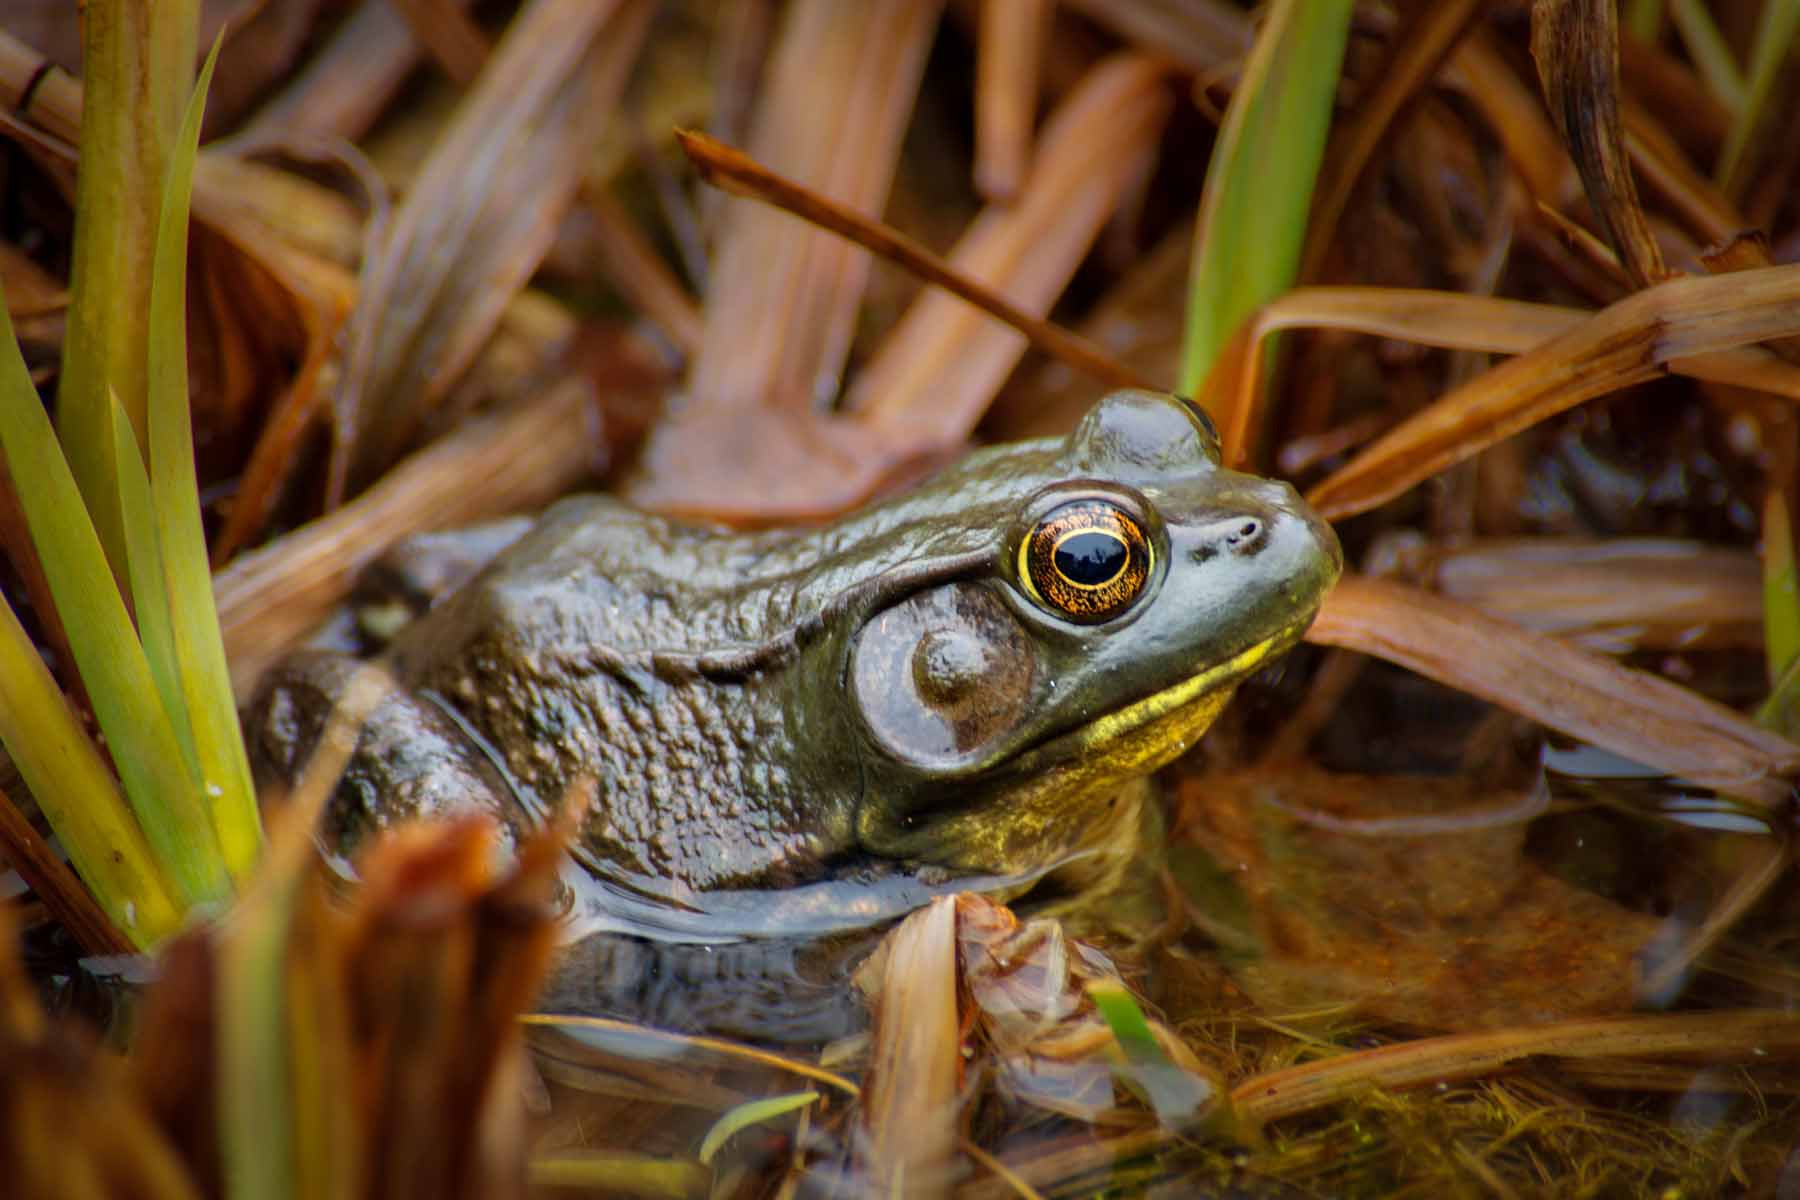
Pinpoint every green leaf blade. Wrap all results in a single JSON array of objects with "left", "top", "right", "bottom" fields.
[
  {"left": 1179, "top": 0, "right": 1354, "bottom": 398},
  {"left": 0, "top": 290, "right": 228, "bottom": 908},
  {"left": 1763, "top": 492, "right": 1800, "bottom": 685},
  {"left": 1716, "top": 0, "right": 1800, "bottom": 194},
  {"left": 146, "top": 35, "right": 263, "bottom": 884},
  {"left": 529, "top": 1153, "right": 708, "bottom": 1196},
  {"left": 0, "top": 591, "right": 183, "bottom": 947},
  {"left": 110, "top": 391, "right": 201, "bottom": 782},
  {"left": 1669, "top": 0, "right": 1747, "bottom": 113},
  {"left": 697, "top": 1091, "right": 819, "bottom": 1165},
  {"left": 217, "top": 872, "right": 300, "bottom": 1200},
  {"left": 54, "top": 0, "right": 200, "bottom": 577},
  {"left": 1088, "top": 979, "right": 1221, "bottom": 1131}
]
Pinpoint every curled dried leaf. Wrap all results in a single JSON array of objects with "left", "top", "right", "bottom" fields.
[
  {"left": 1531, "top": 0, "right": 1667, "bottom": 287},
  {"left": 1233, "top": 1009, "right": 1800, "bottom": 1128}
]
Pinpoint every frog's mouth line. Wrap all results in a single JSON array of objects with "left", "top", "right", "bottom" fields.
[{"left": 1009, "top": 622, "right": 1304, "bottom": 771}]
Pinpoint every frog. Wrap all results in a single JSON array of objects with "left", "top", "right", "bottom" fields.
[{"left": 247, "top": 389, "right": 1341, "bottom": 938}]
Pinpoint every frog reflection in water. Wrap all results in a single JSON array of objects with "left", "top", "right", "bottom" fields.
[{"left": 249, "top": 390, "right": 1341, "bottom": 944}]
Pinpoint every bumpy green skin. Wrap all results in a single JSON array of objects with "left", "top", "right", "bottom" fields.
[{"left": 248, "top": 391, "right": 1341, "bottom": 908}]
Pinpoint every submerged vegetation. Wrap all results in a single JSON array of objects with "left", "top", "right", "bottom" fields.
[{"left": 2, "top": 0, "right": 1800, "bottom": 1195}]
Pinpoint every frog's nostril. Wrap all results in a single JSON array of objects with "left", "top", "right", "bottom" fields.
[{"left": 1225, "top": 518, "right": 1265, "bottom": 555}]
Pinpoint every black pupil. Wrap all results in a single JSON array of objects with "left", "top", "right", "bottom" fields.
[{"left": 1055, "top": 530, "right": 1127, "bottom": 586}]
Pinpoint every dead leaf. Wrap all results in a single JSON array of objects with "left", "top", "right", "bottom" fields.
[
  {"left": 974, "top": 0, "right": 1050, "bottom": 202},
  {"left": 686, "top": 0, "right": 945, "bottom": 417},
  {"left": 1432, "top": 538, "right": 1761, "bottom": 653},
  {"left": 332, "top": 0, "right": 650, "bottom": 499},
  {"left": 849, "top": 54, "right": 1172, "bottom": 441},
  {"left": 858, "top": 895, "right": 960, "bottom": 1198},
  {"left": 1305, "top": 264, "right": 1800, "bottom": 519},
  {"left": 1531, "top": 0, "right": 1667, "bottom": 287},
  {"left": 1306, "top": 575, "right": 1800, "bottom": 806}
]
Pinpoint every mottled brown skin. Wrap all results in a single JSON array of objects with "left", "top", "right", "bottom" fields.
[{"left": 248, "top": 391, "right": 1341, "bottom": 919}]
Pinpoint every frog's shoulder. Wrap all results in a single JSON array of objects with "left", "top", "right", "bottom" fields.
[{"left": 388, "top": 494, "right": 812, "bottom": 673}]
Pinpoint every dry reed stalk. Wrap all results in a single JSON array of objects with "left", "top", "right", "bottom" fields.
[
  {"left": 974, "top": 0, "right": 1050, "bottom": 201},
  {"left": 686, "top": 0, "right": 944, "bottom": 414},
  {"left": 216, "top": 379, "right": 597, "bottom": 696},
  {"left": 1233, "top": 1009, "right": 1800, "bottom": 1126},
  {"left": 1308, "top": 575, "right": 1800, "bottom": 807},
  {"left": 848, "top": 54, "right": 1171, "bottom": 439}
]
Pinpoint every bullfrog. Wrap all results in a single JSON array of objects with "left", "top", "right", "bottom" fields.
[{"left": 248, "top": 389, "right": 1340, "bottom": 938}]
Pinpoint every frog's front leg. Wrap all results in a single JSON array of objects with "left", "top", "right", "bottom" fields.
[{"left": 246, "top": 650, "right": 534, "bottom": 859}]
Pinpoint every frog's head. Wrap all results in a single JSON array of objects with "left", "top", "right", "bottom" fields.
[{"left": 845, "top": 389, "right": 1341, "bottom": 876}]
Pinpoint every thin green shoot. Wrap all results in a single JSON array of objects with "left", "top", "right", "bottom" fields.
[
  {"left": 1088, "top": 979, "right": 1220, "bottom": 1130},
  {"left": 1757, "top": 491, "right": 1800, "bottom": 736},
  {"left": 145, "top": 35, "right": 262, "bottom": 883},
  {"left": 1178, "top": 0, "right": 1354, "bottom": 401},
  {"left": 698, "top": 1091, "right": 820, "bottom": 1164},
  {"left": 1716, "top": 0, "right": 1800, "bottom": 194},
  {"left": 1624, "top": 0, "right": 1665, "bottom": 43},
  {"left": 1668, "top": 0, "right": 1747, "bottom": 112}
]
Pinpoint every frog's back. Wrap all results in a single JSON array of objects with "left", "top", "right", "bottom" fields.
[
  {"left": 405, "top": 453, "right": 1051, "bottom": 666},
  {"left": 404, "top": 494, "right": 795, "bottom": 660}
]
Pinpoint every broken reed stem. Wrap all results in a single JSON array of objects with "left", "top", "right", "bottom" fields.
[
  {"left": 974, "top": 0, "right": 1049, "bottom": 202},
  {"left": 0, "top": 790, "right": 131, "bottom": 956},
  {"left": 1231, "top": 1009, "right": 1800, "bottom": 1126},
  {"left": 676, "top": 129, "right": 1155, "bottom": 393},
  {"left": 519, "top": 1013, "right": 862, "bottom": 1097},
  {"left": 216, "top": 378, "right": 597, "bottom": 697},
  {"left": 1636, "top": 837, "right": 1794, "bottom": 1005},
  {"left": 386, "top": 0, "right": 491, "bottom": 85}
]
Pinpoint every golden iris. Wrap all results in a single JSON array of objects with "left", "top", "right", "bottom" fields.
[{"left": 1017, "top": 500, "right": 1152, "bottom": 622}]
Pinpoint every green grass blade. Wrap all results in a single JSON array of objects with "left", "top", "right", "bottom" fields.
[
  {"left": 1763, "top": 492, "right": 1799, "bottom": 685},
  {"left": 1668, "top": 0, "right": 1746, "bottom": 112},
  {"left": 217, "top": 876, "right": 298, "bottom": 1200},
  {"left": 54, "top": 0, "right": 200, "bottom": 575},
  {"left": 0, "top": 591, "right": 182, "bottom": 947},
  {"left": 1088, "top": 978, "right": 1164, "bottom": 1062},
  {"left": 529, "top": 1153, "right": 709, "bottom": 1196},
  {"left": 110, "top": 391, "right": 201, "bottom": 782},
  {"left": 146, "top": 35, "right": 263, "bottom": 884},
  {"left": 1178, "top": 0, "right": 1354, "bottom": 398},
  {"left": 1716, "top": 0, "right": 1800, "bottom": 194},
  {"left": 1757, "top": 491, "right": 1800, "bottom": 735},
  {"left": 0, "top": 288, "right": 228, "bottom": 908},
  {"left": 697, "top": 1091, "right": 819, "bottom": 1164},
  {"left": 1089, "top": 979, "right": 1220, "bottom": 1130},
  {"left": 1624, "top": 0, "right": 1664, "bottom": 43}
]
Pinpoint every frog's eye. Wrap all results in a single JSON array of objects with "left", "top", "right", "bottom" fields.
[{"left": 1017, "top": 499, "right": 1153, "bottom": 623}]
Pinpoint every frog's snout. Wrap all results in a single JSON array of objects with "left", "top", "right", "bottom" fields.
[
  {"left": 1191, "top": 514, "right": 1270, "bottom": 559},
  {"left": 1296, "top": 494, "right": 1345, "bottom": 579},
  {"left": 1223, "top": 517, "right": 1267, "bottom": 557},
  {"left": 1259, "top": 477, "right": 1342, "bottom": 576}
]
